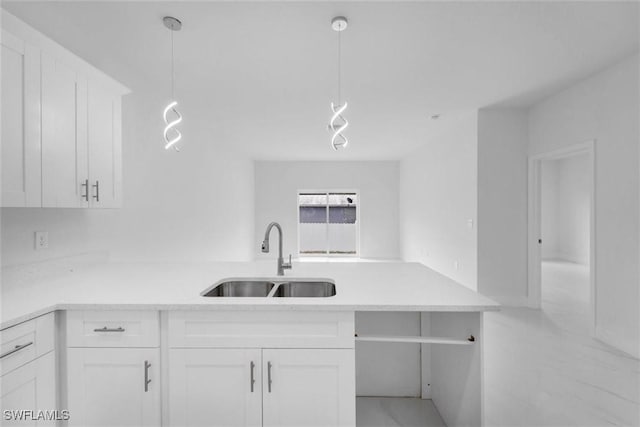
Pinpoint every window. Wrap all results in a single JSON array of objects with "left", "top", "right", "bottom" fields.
[{"left": 298, "top": 192, "right": 358, "bottom": 256}]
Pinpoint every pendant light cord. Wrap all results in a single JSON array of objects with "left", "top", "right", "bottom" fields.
[
  {"left": 171, "top": 28, "right": 175, "bottom": 99},
  {"left": 337, "top": 26, "right": 341, "bottom": 106}
]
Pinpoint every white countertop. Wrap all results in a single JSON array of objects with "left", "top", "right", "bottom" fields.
[{"left": 1, "top": 260, "right": 499, "bottom": 330}]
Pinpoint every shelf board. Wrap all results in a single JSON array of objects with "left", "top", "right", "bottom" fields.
[{"left": 355, "top": 334, "right": 474, "bottom": 345}]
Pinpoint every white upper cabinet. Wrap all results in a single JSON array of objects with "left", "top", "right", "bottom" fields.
[
  {"left": 87, "top": 81, "right": 123, "bottom": 208},
  {"left": 41, "top": 53, "right": 88, "bottom": 208},
  {"left": 1, "top": 11, "right": 129, "bottom": 209},
  {"left": 1, "top": 30, "right": 41, "bottom": 207}
]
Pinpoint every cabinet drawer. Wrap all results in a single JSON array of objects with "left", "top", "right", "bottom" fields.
[
  {"left": 1, "top": 312, "right": 55, "bottom": 376},
  {"left": 168, "top": 311, "right": 354, "bottom": 349},
  {"left": 66, "top": 310, "right": 159, "bottom": 348}
]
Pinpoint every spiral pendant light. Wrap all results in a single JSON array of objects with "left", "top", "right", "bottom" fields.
[
  {"left": 162, "top": 16, "right": 183, "bottom": 151},
  {"left": 328, "top": 16, "right": 349, "bottom": 151}
]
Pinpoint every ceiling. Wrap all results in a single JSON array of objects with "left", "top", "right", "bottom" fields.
[{"left": 3, "top": 1, "right": 638, "bottom": 161}]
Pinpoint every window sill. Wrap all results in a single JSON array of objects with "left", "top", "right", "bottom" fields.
[{"left": 297, "top": 257, "right": 401, "bottom": 263}]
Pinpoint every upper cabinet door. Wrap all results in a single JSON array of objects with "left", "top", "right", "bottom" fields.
[
  {"left": 1, "top": 31, "right": 41, "bottom": 207},
  {"left": 41, "top": 53, "right": 89, "bottom": 208},
  {"left": 88, "top": 81, "right": 122, "bottom": 208}
]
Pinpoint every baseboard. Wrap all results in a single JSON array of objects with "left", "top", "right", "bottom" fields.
[
  {"left": 595, "top": 326, "right": 640, "bottom": 360},
  {"left": 542, "top": 255, "right": 589, "bottom": 265}
]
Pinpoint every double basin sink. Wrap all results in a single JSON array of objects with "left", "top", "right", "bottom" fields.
[{"left": 202, "top": 278, "right": 336, "bottom": 298}]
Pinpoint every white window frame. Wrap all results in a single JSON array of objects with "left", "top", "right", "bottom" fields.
[{"left": 297, "top": 189, "right": 360, "bottom": 258}]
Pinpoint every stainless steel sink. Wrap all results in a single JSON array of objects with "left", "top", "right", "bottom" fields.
[
  {"left": 202, "top": 280, "right": 275, "bottom": 297},
  {"left": 273, "top": 281, "right": 336, "bottom": 298},
  {"left": 201, "top": 278, "right": 336, "bottom": 298}
]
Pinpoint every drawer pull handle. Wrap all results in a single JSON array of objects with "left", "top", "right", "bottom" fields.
[
  {"left": 144, "top": 360, "right": 151, "bottom": 392},
  {"left": 267, "top": 361, "right": 273, "bottom": 393},
  {"left": 93, "top": 327, "right": 125, "bottom": 333},
  {"left": 250, "top": 361, "right": 256, "bottom": 392},
  {"left": 0, "top": 341, "right": 33, "bottom": 359}
]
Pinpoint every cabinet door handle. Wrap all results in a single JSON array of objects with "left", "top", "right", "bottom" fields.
[
  {"left": 0, "top": 342, "right": 33, "bottom": 359},
  {"left": 267, "top": 361, "right": 273, "bottom": 393},
  {"left": 81, "top": 179, "right": 89, "bottom": 202},
  {"left": 92, "top": 180, "right": 100, "bottom": 202},
  {"left": 144, "top": 360, "right": 151, "bottom": 392},
  {"left": 250, "top": 361, "right": 255, "bottom": 392},
  {"left": 93, "top": 326, "right": 125, "bottom": 333}
]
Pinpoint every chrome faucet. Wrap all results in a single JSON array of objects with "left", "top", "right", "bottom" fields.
[{"left": 261, "top": 222, "right": 292, "bottom": 276}]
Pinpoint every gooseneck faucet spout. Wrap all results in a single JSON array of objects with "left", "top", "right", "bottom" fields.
[{"left": 261, "top": 222, "right": 292, "bottom": 276}]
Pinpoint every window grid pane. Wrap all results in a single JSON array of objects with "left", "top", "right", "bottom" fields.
[
  {"left": 300, "top": 206, "right": 327, "bottom": 223},
  {"left": 298, "top": 192, "right": 357, "bottom": 256}
]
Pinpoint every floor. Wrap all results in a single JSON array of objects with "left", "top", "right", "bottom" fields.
[
  {"left": 355, "top": 261, "right": 638, "bottom": 427},
  {"left": 357, "top": 397, "right": 445, "bottom": 427},
  {"left": 484, "top": 261, "right": 640, "bottom": 427}
]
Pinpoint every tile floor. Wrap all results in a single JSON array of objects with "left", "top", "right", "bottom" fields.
[
  {"left": 357, "top": 397, "right": 445, "bottom": 427},
  {"left": 484, "top": 261, "right": 640, "bottom": 427}
]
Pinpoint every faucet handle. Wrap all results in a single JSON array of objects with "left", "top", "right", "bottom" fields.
[{"left": 283, "top": 254, "right": 293, "bottom": 270}]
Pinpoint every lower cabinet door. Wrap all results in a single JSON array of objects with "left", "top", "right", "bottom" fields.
[
  {"left": 0, "top": 351, "right": 56, "bottom": 426},
  {"left": 262, "top": 349, "right": 355, "bottom": 427},
  {"left": 169, "top": 349, "right": 262, "bottom": 427},
  {"left": 67, "top": 348, "right": 160, "bottom": 426}
]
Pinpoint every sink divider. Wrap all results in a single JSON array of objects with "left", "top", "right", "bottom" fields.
[{"left": 266, "top": 283, "right": 282, "bottom": 298}]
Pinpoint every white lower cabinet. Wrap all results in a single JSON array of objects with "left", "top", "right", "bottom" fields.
[
  {"left": 169, "top": 348, "right": 355, "bottom": 427},
  {"left": 67, "top": 348, "right": 160, "bottom": 426},
  {"left": 58, "top": 310, "right": 355, "bottom": 426},
  {"left": 262, "top": 349, "right": 355, "bottom": 427},
  {"left": 169, "top": 349, "right": 262, "bottom": 427},
  {"left": 167, "top": 311, "right": 356, "bottom": 427},
  {"left": 0, "top": 351, "right": 56, "bottom": 427}
]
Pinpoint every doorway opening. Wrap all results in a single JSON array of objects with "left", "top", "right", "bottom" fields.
[{"left": 528, "top": 141, "right": 596, "bottom": 335}]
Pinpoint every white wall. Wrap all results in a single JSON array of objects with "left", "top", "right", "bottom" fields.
[
  {"left": 477, "top": 109, "right": 529, "bottom": 304},
  {"left": 253, "top": 161, "right": 400, "bottom": 260},
  {"left": 529, "top": 54, "right": 640, "bottom": 358},
  {"left": 1, "top": 85, "right": 255, "bottom": 267},
  {"left": 541, "top": 154, "right": 591, "bottom": 264},
  {"left": 399, "top": 112, "right": 478, "bottom": 290}
]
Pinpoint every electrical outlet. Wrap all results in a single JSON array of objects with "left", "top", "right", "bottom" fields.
[
  {"left": 467, "top": 219, "right": 474, "bottom": 229},
  {"left": 453, "top": 260, "right": 459, "bottom": 270},
  {"left": 35, "top": 231, "right": 48, "bottom": 250}
]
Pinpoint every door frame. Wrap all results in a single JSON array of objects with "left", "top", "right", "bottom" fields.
[{"left": 527, "top": 140, "right": 596, "bottom": 334}]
